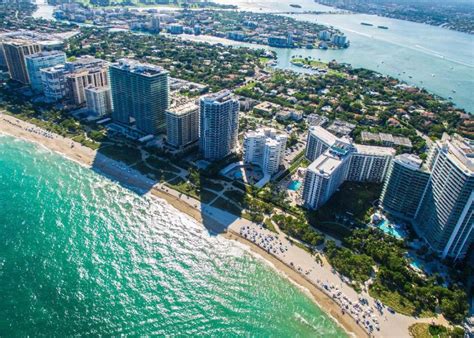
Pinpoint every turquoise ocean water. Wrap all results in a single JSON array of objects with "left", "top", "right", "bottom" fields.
[{"left": 0, "top": 135, "right": 346, "bottom": 336}]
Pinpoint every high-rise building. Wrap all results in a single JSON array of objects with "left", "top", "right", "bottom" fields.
[
  {"left": 165, "top": 101, "right": 200, "bottom": 149},
  {"left": 347, "top": 144, "right": 394, "bottom": 183},
  {"left": 109, "top": 59, "right": 169, "bottom": 134},
  {"left": 305, "top": 126, "right": 339, "bottom": 161},
  {"left": 3, "top": 39, "right": 41, "bottom": 84},
  {"left": 66, "top": 67, "right": 108, "bottom": 105},
  {"left": 303, "top": 139, "right": 353, "bottom": 210},
  {"left": 243, "top": 128, "right": 287, "bottom": 176},
  {"left": 85, "top": 86, "right": 112, "bottom": 116},
  {"left": 39, "top": 55, "right": 108, "bottom": 102},
  {"left": 380, "top": 134, "right": 473, "bottom": 260},
  {"left": 380, "top": 154, "right": 431, "bottom": 220},
  {"left": 414, "top": 134, "right": 473, "bottom": 260},
  {"left": 302, "top": 126, "right": 395, "bottom": 210},
  {"left": 25, "top": 50, "right": 66, "bottom": 92},
  {"left": 199, "top": 90, "right": 239, "bottom": 161},
  {"left": 40, "top": 64, "right": 68, "bottom": 101}
]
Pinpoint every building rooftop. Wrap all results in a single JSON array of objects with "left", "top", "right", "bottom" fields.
[
  {"left": 309, "top": 125, "right": 338, "bottom": 147},
  {"left": 41, "top": 64, "right": 66, "bottom": 74},
  {"left": 394, "top": 153, "right": 423, "bottom": 171},
  {"left": 201, "top": 90, "right": 234, "bottom": 103},
  {"left": 167, "top": 101, "right": 198, "bottom": 116},
  {"left": 85, "top": 85, "right": 110, "bottom": 93},
  {"left": 245, "top": 127, "right": 287, "bottom": 142},
  {"left": 2, "top": 38, "right": 37, "bottom": 47},
  {"left": 354, "top": 143, "right": 396, "bottom": 157},
  {"left": 443, "top": 133, "right": 474, "bottom": 174},
  {"left": 112, "top": 58, "right": 168, "bottom": 77},
  {"left": 24, "top": 50, "right": 65, "bottom": 60},
  {"left": 308, "top": 151, "right": 344, "bottom": 177}
]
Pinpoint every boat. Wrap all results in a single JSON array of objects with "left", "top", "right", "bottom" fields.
[
  {"left": 377, "top": 25, "right": 389, "bottom": 29},
  {"left": 290, "top": 4, "right": 302, "bottom": 8},
  {"left": 361, "top": 22, "right": 373, "bottom": 26}
]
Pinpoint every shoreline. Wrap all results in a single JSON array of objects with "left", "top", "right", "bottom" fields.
[
  {"left": 1, "top": 112, "right": 436, "bottom": 337},
  {"left": 223, "top": 230, "right": 366, "bottom": 338},
  {"left": 0, "top": 112, "right": 365, "bottom": 337}
]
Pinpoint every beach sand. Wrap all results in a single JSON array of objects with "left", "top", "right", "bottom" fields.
[{"left": 2, "top": 112, "right": 439, "bottom": 337}]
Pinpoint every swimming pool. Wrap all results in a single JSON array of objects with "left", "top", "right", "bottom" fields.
[
  {"left": 410, "top": 260, "right": 423, "bottom": 270},
  {"left": 377, "top": 219, "right": 406, "bottom": 240},
  {"left": 288, "top": 180, "right": 302, "bottom": 191}
]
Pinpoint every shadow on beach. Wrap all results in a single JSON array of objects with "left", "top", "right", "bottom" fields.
[{"left": 89, "top": 140, "right": 248, "bottom": 236}]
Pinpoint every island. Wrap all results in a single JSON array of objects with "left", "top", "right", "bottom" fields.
[
  {"left": 315, "top": 0, "right": 474, "bottom": 35},
  {"left": 51, "top": 4, "right": 350, "bottom": 49}
]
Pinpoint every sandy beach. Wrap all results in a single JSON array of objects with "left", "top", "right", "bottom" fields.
[{"left": 1, "top": 112, "right": 442, "bottom": 337}]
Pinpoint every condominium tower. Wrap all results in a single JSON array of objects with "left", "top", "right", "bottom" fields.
[
  {"left": 25, "top": 50, "right": 66, "bottom": 92},
  {"left": 380, "top": 154, "right": 430, "bottom": 220},
  {"left": 381, "top": 134, "right": 473, "bottom": 260},
  {"left": 3, "top": 39, "right": 41, "bottom": 84},
  {"left": 85, "top": 86, "right": 112, "bottom": 116},
  {"left": 243, "top": 128, "right": 288, "bottom": 175},
  {"left": 109, "top": 59, "right": 169, "bottom": 134},
  {"left": 165, "top": 101, "right": 200, "bottom": 149},
  {"left": 40, "top": 64, "right": 68, "bottom": 101},
  {"left": 199, "top": 90, "right": 239, "bottom": 161},
  {"left": 302, "top": 126, "right": 395, "bottom": 210}
]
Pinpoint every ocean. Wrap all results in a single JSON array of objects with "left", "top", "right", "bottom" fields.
[{"left": 0, "top": 134, "right": 346, "bottom": 336}]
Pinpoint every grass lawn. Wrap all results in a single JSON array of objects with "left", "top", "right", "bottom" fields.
[
  {"left": 98, "top": 144, "right": 142, "bottom": 165},
  {"left": 264, "top": 218, "right": 278, "bottom": 233},
  {"left": 146, "top": 156, "right": 181, "bottom": 174},
  {"left": 200, "top": 189, "right": 218, "bottom": 204},
  {"left": 200, "top": 177, "right": 225, "bottom": 192},
  {"left": 291, "top": 58, "right": 327, "bottom": 69},
  {"left": 166, "top": 178, "right": 199, "bottom": 199},
  {"left": 408, "top": 323, "right": 465, "bottom": 338},
  {"left": 223, "top": 189, "right": 247, "bottom": 208},
  {"left": 211, "top": 197, "right": 242, "bottom": 217},
  {"left": 369, "top": 286, "right": 434, "bottom": 318},
  {"left": 130, "top": 161, "right": 159, "bottom": 178}
]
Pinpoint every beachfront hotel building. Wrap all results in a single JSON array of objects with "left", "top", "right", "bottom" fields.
[
  {"left": 165, "top": 101, "right": 200, "bottom": 149},
  {"left": 3, "top": 39, "right": 41, "bottom": 84},
  {"left": 243, "top": 128, "right": 288, "bottom": 176},
  {"left": 85, "top": 86, "right": 112, "bottom": 116},
  {"left": 199, "top": 90, "right": 239, "bottom": 161},
  {"left": 109, "top": 59, "right": 169, "bottom": 135},
  {"left": 25, "top": 50, "right": 66, "bottom": 92},
  {"left": 302, "top": 126, "right": 395, "bottom": 210},
  {"left": 380, "top": 134, "right": 473, "bottom": 260}
]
